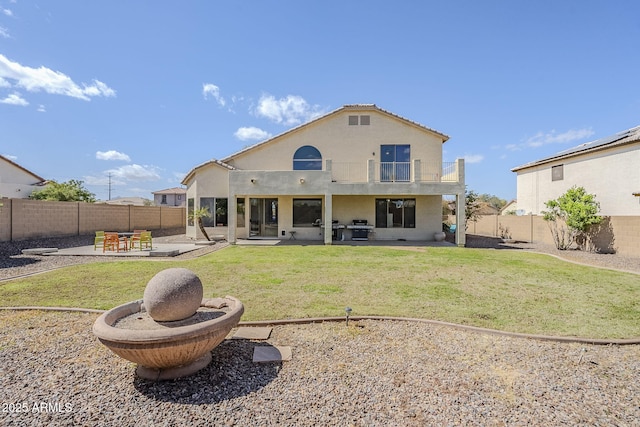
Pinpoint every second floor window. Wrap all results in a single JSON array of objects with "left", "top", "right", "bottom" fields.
[
  {"left": 293, "top": 145, "right": 322, "bottom": 170},
  {"left": 380, "top": 144, "right": 410, "bottom": 182}
]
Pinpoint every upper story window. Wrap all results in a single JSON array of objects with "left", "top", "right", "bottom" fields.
[
  {"left": 552, "top": 164, "right": 563, "bottom": 181},
  {"left": 380, "top": 144, "right": 411, "bottom": 182},
  {"left": 293, "top": 145, "right": 322, "bottom": 170}
]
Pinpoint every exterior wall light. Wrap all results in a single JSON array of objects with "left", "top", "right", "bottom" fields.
[{"left": 299, "top": 178, "right": 305, "bottom": 184}]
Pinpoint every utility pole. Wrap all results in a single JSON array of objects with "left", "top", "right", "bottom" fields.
[{"left": 108, "top": 173, "right": 112, "bottom": 201}]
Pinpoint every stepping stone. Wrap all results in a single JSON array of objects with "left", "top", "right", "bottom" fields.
[
  {"left": 149, "top": 249, "right": 180, "bottom": 257},
  {"left": 232, "top": 327, "right": 272, "bottom": 340},
  {"left": 253, "top": 345, "right": 292, "bottom": 363},
  {"left": 21, "top": 248, "right": 58, "bottom": 255}
]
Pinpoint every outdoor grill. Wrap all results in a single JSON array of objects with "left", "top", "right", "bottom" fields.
[{"left": 346, "top": 219, "right": 373, "bottom": 241}]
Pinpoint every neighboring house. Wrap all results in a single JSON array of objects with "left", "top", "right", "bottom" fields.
[
  {"left": 152, "top": 187, "right": 186, "bottom": 207},
  {"left": 500, "top": 200, "right": 518, "bottom": 215},
  {"left": 0, "top": 155, "right": 47, "bottom": 198},
  {"left": 182, "top": 104, "right": 466, "bottom": 245},
  {"left": 512, "top": 125, "right": 640, "bottom": 216}
]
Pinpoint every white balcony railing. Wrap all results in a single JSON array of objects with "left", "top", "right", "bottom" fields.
[
  {"left": 330, "top": 161, "right": 368, "bottom": 182},
  {"left": 330, "top": 160, "right": 459, "bottom": 183}
]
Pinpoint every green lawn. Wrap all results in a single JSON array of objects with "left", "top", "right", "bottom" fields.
[{"left": 1, "top": 245, "right": 639, "bottom": 339}]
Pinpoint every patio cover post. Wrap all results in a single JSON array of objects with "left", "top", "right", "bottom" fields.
[
  {"left": 324, "top": 193, "right": 333, "bottom": 245},
  {"left": 228, "top": 191, "right": 237, "bottom": 244},
  {"left": 455, "top": 191, "right": 466, "bottom": 247}
]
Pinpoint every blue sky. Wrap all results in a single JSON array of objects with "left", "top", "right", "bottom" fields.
[{"left": 2, "top": 1, "right": 639, "bottom": 201}]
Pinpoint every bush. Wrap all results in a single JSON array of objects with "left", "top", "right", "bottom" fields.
[{"left": 542, "top": 186, "right": 602, "bottom": 250}]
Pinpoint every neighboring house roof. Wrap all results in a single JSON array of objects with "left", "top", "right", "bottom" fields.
[
  {"left": 500, "top": 200, "right": 517, "bottom": 214},
  {"left": 152, "top": 187, "right": 187, "bottom": 195},
  {"left": 511, "top": 125, "right": 640, "bottom": 172},
  {"left": 181, "top": 159, "right": 236, "bottom": 185},
  {"left": 221, "top": 104, "right": 450, "bottom": 163},
  {"left": 0, "top": 154, "right": 47, "bottom": 184}
]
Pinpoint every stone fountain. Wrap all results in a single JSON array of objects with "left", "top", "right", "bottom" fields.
[{"left": 93, "top": 267, "right": 244, "bottom": 381}]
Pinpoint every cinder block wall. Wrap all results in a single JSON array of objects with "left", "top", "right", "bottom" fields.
[
  {"left": 0, "top": 198, "right": 12, "bottom": 241},
  {"left": 11, "top": 199, "right": 79, "bottom": 240},
  {"left": 79, "top": 204, "right": 130, "bottom": 234},
  {"left": 0, "top": 199, "right": 185, "bottom": 242},
  {"left": 453, "top": 214, "right": 640, "bottom": 258}
]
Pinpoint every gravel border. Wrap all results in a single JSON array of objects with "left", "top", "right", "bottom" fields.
[{"left": 1, "top": 311, "right": 638, "bottom": 426}]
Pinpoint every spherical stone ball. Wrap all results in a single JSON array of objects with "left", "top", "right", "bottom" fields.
[{"left": 143, "top": 268, "right": 203, "bottom": 321}]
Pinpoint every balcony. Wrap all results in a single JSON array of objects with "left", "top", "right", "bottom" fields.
[{"left": 328, "top": 159, "right": 462, "bottom": 183}]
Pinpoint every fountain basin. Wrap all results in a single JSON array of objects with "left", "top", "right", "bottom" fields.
[{"left": 93, "top": 296, "right": 244, "bottom": 380}]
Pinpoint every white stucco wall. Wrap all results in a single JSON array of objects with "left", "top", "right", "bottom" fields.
[
  {"left": 0, "top": 160, "right": 45, "bottom": 198},
  {"left": 515, "top": 143, "right": 640, "bottom": 216}
]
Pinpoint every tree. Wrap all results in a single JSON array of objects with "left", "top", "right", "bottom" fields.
[
  {"left": 188, "top": 206, "right": 213, "bottom": 241},
  {"left": 542, "top": 186, "right": 602, "bottom": 250},
  {"left": 465, "top": 188, "right": 481, "bottom": 230},
  {"left": 477, "top": 193, "right": 507, "bottom": 211},
  {"left": 29, "top": 180, "right": 96, "bottom": 202},
  {"left": 445, "top": 188, "right": 482, "bottom": 230}
]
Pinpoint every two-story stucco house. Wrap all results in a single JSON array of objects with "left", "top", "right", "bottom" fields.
[
  {"left": 512, "top": 125, "right": 640, "bottom": 216},
  {"left": 152, "top": 187, "right": 186, "bottom": 207},
  {"left": 0, "top": 155, "right": 47, "bottom": 198},
  {"left": 182, "top": 104, "right": 466, "bottom": 245}
]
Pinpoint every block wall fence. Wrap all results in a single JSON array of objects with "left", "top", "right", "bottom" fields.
[
  {"left": 448, "top": 214, "right": 640, "bottom": 258},
  {"left": 0, "top": 199, "right": 186, "bottom": 242}
]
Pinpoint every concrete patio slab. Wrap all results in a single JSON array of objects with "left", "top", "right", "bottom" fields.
[
  {"left": 39, "top": 243, "right": 202, "bottom": 258},
  {"left": 232, "top": 327, "right": 273, "bottom": 340},
  {"left": 253, "top": 345, "right": 292, "bottom": 363}
]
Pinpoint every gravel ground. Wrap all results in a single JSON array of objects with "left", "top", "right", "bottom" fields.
[
  {"left": 1, "top": 234, "right": 639, "bottom": 426},
  {"left": 0, "top": 312, "right": 638, "bottom": 426}
]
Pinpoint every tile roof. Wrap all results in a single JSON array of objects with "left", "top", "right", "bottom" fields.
[
  {"left": 512, "top": 125, "right": 640, "bottom": 171},
  {"left": 181, "top": 158, "right": 236, "bottom": 185},
  {"left": 152, "top": 187, "right": 187, "bottom": 195}
]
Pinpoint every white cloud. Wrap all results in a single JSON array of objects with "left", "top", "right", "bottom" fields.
[
  {"left": 0, "top": 92, "right": 28, "bottom": 106},
  {"left": 2, "top": 8, "right": 12, "bottom": 16},
  {"left": 523, "top": 128, "right": 594, "bottom": 148},
  {"left": 0, "top": 26, "right": 9, "bottom": 38},
  {"left": 107, "top": 164, "right": 161, "bottom": 182},
  {"left": 202, "top": 83, "right": 225, "bottom": 107},
  {"left": 0, "top": 77, "right": 9, "bottom": 87},
  {"left": 255, "top": 94, "right": 327, "bottom": 126},
  {"left": 234, "top": 126, "right": 271, "bottom": 141},
  {"left": 464, "top": 154, "right": 484, "bottom": 164},
  {"left": 96, "top": 150, "right": 131, "bottom": 162},
  {"left": 2, "top": 154, "right": 17, "bottom": 161},
  {"left": 0, "top": 54, "right": 116, "bottom": 101},
  {"left": 37, "top": 104, "right": 46, "bottom": 113}
]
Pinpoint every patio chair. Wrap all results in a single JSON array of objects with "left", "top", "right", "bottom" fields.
[
  {"left": 103, "top": 232, "right": 128, "bottom": 252},
  {"left": 134, "top": 231, "right": 152, "bottom": 250},
  {"left": 94, "top": 231, "right": 105, "bottom": 251},
  {"left": 129, "top": 229, "right": 145, "bottom": 249}
]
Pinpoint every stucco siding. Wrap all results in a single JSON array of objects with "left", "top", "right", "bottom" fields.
[
  {"left": 516, "top": 143, "right": 640, "bottom": 216},
  {"left": 226, "top": 110, "right": 443, "bottom": 171}
]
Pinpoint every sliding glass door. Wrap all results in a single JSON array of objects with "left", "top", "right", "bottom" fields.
[{"left": 249, "top": 198, "right": 279, "bottom": 237}]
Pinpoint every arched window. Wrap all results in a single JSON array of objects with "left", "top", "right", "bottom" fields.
[{"left": 293, "top": 145, "right": 322, "bottom": 170}]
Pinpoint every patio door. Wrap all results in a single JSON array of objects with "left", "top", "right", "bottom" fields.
[
  {"left": 249, "top": 198, "right": 279, "bottom": 237},
  {"left": 380, "top": 144, "right": 411, "bottom": 182}
]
